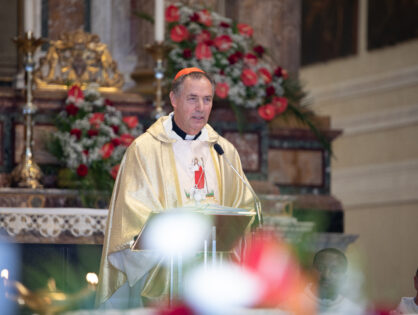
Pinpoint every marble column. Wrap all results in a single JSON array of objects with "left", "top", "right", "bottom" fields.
[{"left": 226, "top": 0, "right": 301, "bottom": 76}]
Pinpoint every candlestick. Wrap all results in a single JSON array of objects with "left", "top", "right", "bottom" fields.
[
  {"left": 11, "top": 31, "right": 46, "bottom": 189},
  {"left": 155, "top": 0, "right": 165, "bottom": 42},
  {"left": 145, "top": 42, "right": 171, "bottom": 119}
]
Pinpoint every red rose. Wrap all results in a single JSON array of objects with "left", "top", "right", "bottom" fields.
[
  {"left": 241, "top": 69, "right": 258, "bottom": 86},
  {"left": 111, "top": 125, "right": 119, "bottom": 134},
  {"left": 89, "top": 112, "right": 105, "bottom": 128},
  {"left": 198, "top": 9, "right": 212, "bottom": 26},
  {"left": 67, "top": 85, "right": 84, "bottom": 104},
  {"left": 104, "top": 99, "right": 113, "bottom": 106},
  {"left": 101, "top": 142, "right": 114, "bottom": 159},
  {"left": 111, "top": 138, "right": 121, "bottom": 146},
  {"left": 120, "top": 134, "right": 135, "bottom": 146},
  {"left": 258, "top": 68, "right": 272, "bottom": 84},
  {"left": 282, "top": 69, "right": 288, "bottom": 79},
  {"left": 266, "top": 85, "right": 275, "bottom": 96},
  {"left": 110, "top": 164, "right": 120, "bottom": 180},
  {"left": 122, "top": 116, "right": 139, "bottom": 129},
  {"left": 196, "top": 30, "right": 211, "bottom": 43},
  {"left": 237, "top": 23, "right": 253, "bottom": 37},
  {"left": 83, "top": 149, "right": 89, "bottom": 156},
  {"left": 205, "top": 39, "right": 215, "bottom": 46},
  {"left": 214, "top": 35, "right": 232, "bottom": 52},
  {"left": 228, "top": 51, "right": 243, "bottom": 64},
  {"left": 258, "top": 104, "right": 276, "bottom": 121},
  {"left": 190, "top": 12, "right": 199, "bottom": 22},
  {"left": 244, "top": 53, "right": 258, "bottom": 66},
  {"left": 65, "top": 103, "right": 79, "bottom": 116},
  {"left": 195, "top": 42, "right": 212, "bottom": 60},
  {"left": 170, "top": 25, "right": 189, "bottom": 42},
  {"left": 183, "top": 48, "right": 192, "bottom": 59},
  {"left": 215, "top": 82, "right": 229, "bottom": 99},
  {"left": 70, "top": 128, "right": 82, "bottom": 140},
  {"left": 165, "top": 4, "right": 179, "bottom": 22},
  {"left": 274, "top": 66, "right": 288, "bottom": 78},
  {"left": 77, "top": 164, "right": 88, "bottom": 177},
  {"left": 253, "top": 45, "right": 265, "bottom": 57},
  {"left": 87, "top": 129, "right": 99, "bottom": 137},
  {"left": 220, "top": 22, "right": 230, "bottom": 28},
  {"left": 273, "top": 97, "right": 288, "bottom": 115}
]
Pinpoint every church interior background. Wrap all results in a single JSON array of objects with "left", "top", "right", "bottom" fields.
[{"left": 0, "top": 0, "right": 417, "bottom": 313}]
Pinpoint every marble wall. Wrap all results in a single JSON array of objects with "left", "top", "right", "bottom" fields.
[{"left": 300, "top": 0, "right": 418, "bottom": 304}]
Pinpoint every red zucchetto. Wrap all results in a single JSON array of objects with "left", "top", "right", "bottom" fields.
[{"left": 174, "top": 67, "right": 205, "bottom": 81}]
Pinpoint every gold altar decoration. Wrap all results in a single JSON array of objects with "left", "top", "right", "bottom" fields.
[
  {"left": 2, "top": 269, "right": 98, "bottom": 315},
  {"left": 11, "top": 31, "right": 46, "bottom": 189},
  {"left": 145, "top": 42, "right": 172, "bottom": 119},
  {"left": 33, "top": 29, "right": 124, "bottom": 92}
]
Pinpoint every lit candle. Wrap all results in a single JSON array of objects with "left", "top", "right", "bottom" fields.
[{"left": 155, "top": 0, "right": 165, "bottom": 42}]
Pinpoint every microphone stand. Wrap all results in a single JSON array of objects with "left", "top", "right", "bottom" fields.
[{"left": 213, "top": 144, "right": 263, "bottom": 230}]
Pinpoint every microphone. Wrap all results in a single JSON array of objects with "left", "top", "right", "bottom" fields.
[{"left": 213, "top": 143, "right": 263, "bottom": 228}]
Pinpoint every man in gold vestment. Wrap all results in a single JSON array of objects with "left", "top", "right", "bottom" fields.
[{"left": 96, "top": 68, "right": 257, "bottom": 308}]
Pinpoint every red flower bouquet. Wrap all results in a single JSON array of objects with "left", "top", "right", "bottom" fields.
[
  {"left": 48, "top": 84, "right": 143, "bottom": 206},
  {"left": 164, "top": 3, "right": 308, "bottom": 123}
]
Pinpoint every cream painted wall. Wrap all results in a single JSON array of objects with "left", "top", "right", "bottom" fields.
[{"left": 300, "top": 0, "right": 418, "bottom": 306}]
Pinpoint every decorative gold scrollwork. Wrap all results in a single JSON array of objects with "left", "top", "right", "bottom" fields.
[{"left": 34, "top": 29, "right": 124, "bottom": 92}]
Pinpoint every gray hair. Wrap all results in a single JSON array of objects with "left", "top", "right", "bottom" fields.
[{"left": 171, "top": 71, "right": 215, "bottom": 96}]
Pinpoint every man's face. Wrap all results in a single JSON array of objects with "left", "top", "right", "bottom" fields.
[
  {"left": 314, "top": 252, "right": 346, "bottom": 300},
  {"left": 170, "top": 76, "right": 213, "bottom": 135}
]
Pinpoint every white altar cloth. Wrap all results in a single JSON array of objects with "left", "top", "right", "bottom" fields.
[{"left": 0, "top": 207, "right": 108, "bottom": 238}]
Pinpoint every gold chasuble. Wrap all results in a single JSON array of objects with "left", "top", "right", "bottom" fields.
[{"left": 96, "top": 115, "right": 256, "bottom": 306}]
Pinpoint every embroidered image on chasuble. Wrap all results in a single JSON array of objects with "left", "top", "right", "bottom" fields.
[{"left": 96, "top": 115, "right": 256, "bottom": 305}]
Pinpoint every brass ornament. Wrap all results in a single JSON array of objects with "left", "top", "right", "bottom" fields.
[
  {"left": 33, "top": 29, "right": 124, "bottom": 92},
  {"left": 2, "top": 271, "right": 98, "bottom": 315},
  {"left": 145, "top": 42, "right": 172, "bottom": 119},
  {"left": 11, "top": 31, "right": 45, "bottom": 189}
]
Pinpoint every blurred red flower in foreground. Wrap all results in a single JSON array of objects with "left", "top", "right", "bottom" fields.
[{"left": 240, "top": 231, "right": 315, "bottom": 315}]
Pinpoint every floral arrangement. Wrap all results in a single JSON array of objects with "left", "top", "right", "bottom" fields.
[
  {"left": 164, "top": 2, "right": 307, "bottom": 122},
  {"left": 48, "top": 84, "right": 143, "bottom": 204}
]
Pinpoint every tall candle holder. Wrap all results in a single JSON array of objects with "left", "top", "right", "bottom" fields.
[
  {"left": 145, "top": 42, "right": 171, "bottom": 120},
  {"left": 11, "top": 31, "right": 46, "bottom": 189}
]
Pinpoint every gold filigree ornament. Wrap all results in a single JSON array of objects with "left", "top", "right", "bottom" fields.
[
  {"left": 33, "top": 29, "right": 124, "bottom": 92},
  {"left": 2, "top": 270, "right": 98, "bottom": 315}
]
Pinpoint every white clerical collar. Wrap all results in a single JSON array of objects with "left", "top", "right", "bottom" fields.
[{"left": 163, "top": 112, "right": 208, "bottom": 141}]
